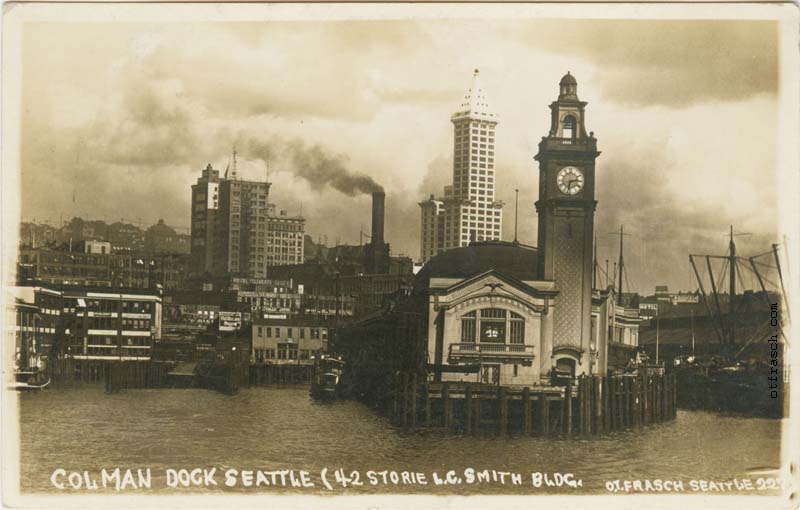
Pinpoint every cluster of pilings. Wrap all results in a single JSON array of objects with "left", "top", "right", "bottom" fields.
[
  {"left": 249, "top": 364, "right": 314, "bottom": 386},
  {"left": 104, "top": 362, "right": 171, "bottom": 393},
  {"left": 49, "top": 358, "right": 171, "bottom": 390},
  {"left": 393, "top": 372, "right": 677, "bottom": 435}
]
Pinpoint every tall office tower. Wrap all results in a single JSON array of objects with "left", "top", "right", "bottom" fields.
[
  {"left": 191, "top": 152, "right": 273, "bottom": 278},
  {"left": 419, "top": 69, "right": 504, "bottom": 263},
  {"left": 190, "top": 164, "right": 220, "bottom": 274}
]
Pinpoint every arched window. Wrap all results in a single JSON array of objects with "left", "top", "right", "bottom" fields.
[
  {"left": 459, "top": 308, "right": 527, "bottom": 344},
  {"left": 562, "top": 115, "right": 577, "bottom": 139},
  {"left": 556, "top": 357, "right": 576, "bottom": 378}
]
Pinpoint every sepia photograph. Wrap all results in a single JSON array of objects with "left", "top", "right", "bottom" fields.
[{"left": 1, "top": 2, "right": 799, "bottom": 508}]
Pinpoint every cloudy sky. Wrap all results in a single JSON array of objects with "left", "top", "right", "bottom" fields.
[{"left": 20, "top": 18, "right": 781, "bottom": 293}]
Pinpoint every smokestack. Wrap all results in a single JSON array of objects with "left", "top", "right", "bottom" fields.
[{"left": 371, "top": 191, "right": 385, "bottom": 247}]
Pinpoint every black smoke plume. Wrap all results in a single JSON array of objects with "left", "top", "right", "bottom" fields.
[{"left": 249, "top": 138, "right": 383, "bottom": 196}]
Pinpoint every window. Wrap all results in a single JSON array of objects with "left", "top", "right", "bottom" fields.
[
  {"left": 460, "top": 308, "right": 528, "bottom": 346},
  {"left": 509, "top": 312, "right": 525, "bottom": 344},
  {"left": 461, "top": 311, "right": 476, "bottom": 342},
  {"left": 480, "top": 308, "right": 506, "bottom": 343},
  {"left": 562, "top": 115, "right": 577, "bottom": 139}
]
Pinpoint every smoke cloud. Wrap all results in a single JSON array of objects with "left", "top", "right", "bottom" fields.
[{"left": 249, "top": 138, "right": 383, "bottom": 196}]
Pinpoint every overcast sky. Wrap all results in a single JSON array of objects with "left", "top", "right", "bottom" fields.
[{"left": 21, "top": 19, "right": 780, "bottom": 293}]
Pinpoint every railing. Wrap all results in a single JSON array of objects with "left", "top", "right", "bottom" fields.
[
  {"left": 448, "top": 342, "right": 535, "bottom": 360},
  {"left": 544, "top": 137, "right": 596, "bottom": 147}
]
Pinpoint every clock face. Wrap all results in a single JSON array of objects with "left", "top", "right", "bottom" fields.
[{"left": 557, "top": 166, "right": 584, "bottom": 195}]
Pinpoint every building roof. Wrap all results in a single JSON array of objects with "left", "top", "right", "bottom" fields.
[
  {"left": 560, "top": 71, "right": 577, "bottom": 86},
  {"left": 414, "top": 241, "right": 539, "bottom": 292},
  {"left": 452, "top": 68, "right": 496, "bottom": 121}
]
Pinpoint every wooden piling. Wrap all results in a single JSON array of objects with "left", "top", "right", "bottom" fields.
[
  {"left": 411, "top": 372, "right": 418, "bottom": 429},
  {"left": 672, "top": 372, "right": 678, "bottom": 418},
  {"left": 565, "top": 381, "right": 573, "bottom": 435},
  {"left": 392, "top": 372, "right": 401, "bottom": 424},
  {"left": 401, "top": 372, "right": 409, "bottom": 428},
  {"left": 641, "top": 371, "right": 649, "bottom": 425},
  {"left": 424, "top": 383, "right": 431, "bottom": 428},
  {"left": 465, "top": 385, "right": 473, "bottom": 434},
  {"left": 602, "top": 376, "right": 610, "bottom": 432},
  {"left": 590, "top": 377, "right": 598, "bottom": 434},
  {"left": 443, "top": 383, "right": 452, "bottom": 430},
  {"left": 523, "top": 387, "right": 532, "bottom": 435},
  {"left": 579, "top": 378, "right": 585, "bottom": 433},
  {"left": 540, "top": 396, "right": 550, "bottom": 435},
  {"left": 499, "top": 386, "right": 508, "bottom": 435},
  {"left": 632, "top": 375, "right": 640, "bottom": 427}
]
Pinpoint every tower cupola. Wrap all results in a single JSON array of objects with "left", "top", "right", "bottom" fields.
[{"left": 559, "top": 71, "right": 579, "bottom": 101}]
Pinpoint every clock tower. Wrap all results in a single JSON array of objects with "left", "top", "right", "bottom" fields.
[{"left": 534, "top": 72, "right": 600, "bottom": 376}]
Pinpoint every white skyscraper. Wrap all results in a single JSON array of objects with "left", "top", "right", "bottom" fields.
[{"left": 419, "top": 69, "right": 503, "bottom": 262}]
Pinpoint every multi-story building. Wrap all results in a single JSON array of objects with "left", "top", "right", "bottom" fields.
[
  {"left": 419, "top": 69, "right": 504, "bottom": 263},
  {"left": 61, "top": 287, "right": 162, "bottom": 361},
  {"left": 214, "top": 175, "right": 271, "bottom": 278},
  {"left": 190, "top": 155, "right": 305, "bottom": 278},
  {"left": 8, "top": 285, "right": 162, "bottom": 362},
  {"left": 266, "top": 207, "right": 305, "bottom": 267},
  {"left": 17, "top": 247, "right": 190, "bottom": 290},
  {"left": 190, "top": 164, "right": 221, "bottom": 274},
  {"left": 252, "top": 317, "right": 330, "bottom": 365}
]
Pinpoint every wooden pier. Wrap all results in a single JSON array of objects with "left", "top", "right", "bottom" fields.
[{"left": 392, "top": 372, "right": 677, "bottom": 435}]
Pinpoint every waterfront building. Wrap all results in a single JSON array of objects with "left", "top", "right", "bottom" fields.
[
  {"left": 8, "top": 285, "right": 162, "bottom": 361},
  {"left": 251, "top": 317, "right": 330, "bottom": 365},
  {"left": 341, "top": 74, "right": 642, "bottom": 387},
  {"left": 61, "top": 287, "right": 162, "bottom": 361},
  {"left": 419, "top": 69, "right": 504, "bottom": 263}
]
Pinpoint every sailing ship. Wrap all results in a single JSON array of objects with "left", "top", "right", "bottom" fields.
[{"left": 679, "top": 227, "right": 789, "bottom": 418}]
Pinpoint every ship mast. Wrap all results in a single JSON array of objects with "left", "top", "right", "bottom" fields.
[
  {"left": 617, "top": 224, "right": 624, "bottom": 298},
  {"left": 728, "top": 225, "right": 736, "bottom": 350}
]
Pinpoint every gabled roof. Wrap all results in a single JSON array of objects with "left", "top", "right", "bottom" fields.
[{"left": 432, "top": 268, "right": 558, "bottom": 300}]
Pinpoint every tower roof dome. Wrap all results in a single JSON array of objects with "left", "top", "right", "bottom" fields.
[{"left": 560, "top": 71, "right": 577, "bottom": 86}]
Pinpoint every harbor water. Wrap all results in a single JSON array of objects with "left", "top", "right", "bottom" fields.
[{"left": 17, "top": 386, "right": 784, "bottom": 495}]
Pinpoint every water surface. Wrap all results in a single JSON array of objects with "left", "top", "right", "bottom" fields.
[{"left": 18, "top": 386, "right": 783, "bottom": 495}]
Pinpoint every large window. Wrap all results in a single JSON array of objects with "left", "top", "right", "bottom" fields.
[
  {"left": 480, "top": 308, "right": 506, "bottom": 343},
  {"left": 460, "top": 308, "right": 526, "bottom": 344}
]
